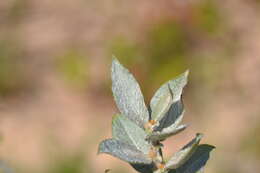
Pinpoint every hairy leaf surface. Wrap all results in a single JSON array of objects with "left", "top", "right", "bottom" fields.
[
  {"left": 111, "top": 58, "right": 149, "bottom": 128},
  {"left": 112, "top": 114, "right": 150, "bottom": 154},
  {"left": 151, "top": 85, "right": 173, "bottom": 122},
  {"left": 98, "top": 139, "right": 152, "bottom": 164}
]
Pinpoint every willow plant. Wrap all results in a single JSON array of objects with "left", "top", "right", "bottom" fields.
[{"left": 98, "top": 58, "right": 215, "bottom": 173}]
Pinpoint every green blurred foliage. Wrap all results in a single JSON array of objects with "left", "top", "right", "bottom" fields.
[
  {"left": 56, "top": 49, "right": 89, "bottom": 89},
  {"left": 0, "top": 39, "right": 32, "bottom": 97},
  {"left": 108, "top": 21, "right": 190, "bottom": 98},
  {"left": 142, "top": 20, "right": 189, "bottom": 94},
  {"left": 145, "top": 21, "right": 188, "bottom": 61},
  {"left": 240, "top": 122, "right": 260, "bottom": 158},
  {"left": 109, "top": 37, "right": 142, "bottom": 66},
  {"left": 107, "top": 37, "right": 146, "bottom": 97},
  {"left": 46, "top": 153, "right": 88, "bottom": 173},
  {"left": 6, "top": 0, "right": 29, "bottom": 24},
  {"left": 45, "top": 152, "right": 127, "bottom": 173},
  {"left": 252, "top": 0, "right": 260, "bottom": 5},
  {"left": 107, "top": 0, "right": 229, "bottom": 101},
  {"left": 193, "top": 0, "right": 221, "bottom": 35}
]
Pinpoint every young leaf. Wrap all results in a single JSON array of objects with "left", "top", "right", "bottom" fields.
[
  {"left": 154, "top": 100, "right": 184, "bottom": 131},
  {"left": 150, "top": 70, "right": 188, "bottom": 112},
  {"left": 111, "top": 58, "right": 149, "bottom": 128},
  {"left": 168, "top": 144, "right": 215, "bottom": 173},
  {"left": 98, "top": 139, "right": 152, "bottom": 164},
  {"left": 112, "top": 114, "right": 151, "bottom": 154},
  {"left": 165, "top": 133, "right": 203, "bottom": 170},
  {"left": 151, "top": 85, "right": 173, "bottom": 122},
  {"left": 146, "top": 124, "right": 187, "bottom": 142}
]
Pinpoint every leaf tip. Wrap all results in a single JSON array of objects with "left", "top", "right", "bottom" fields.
[
  {"left": 111, "top": 56, "right": 122, "bottom": 67},
  {"left": 196, "top": 133, "right": 204, "bottom": 140},
  {"left": 112, "top": 55, "right": 118, "bottom": 61},
  {"left": 111, "top": 56, "right": 121, "bottom": 72},
  {"left": 184, "top": 69, "right": 189, "bottom": 77},
  {"left": 112, "top": 114, "right": 120, "bottom": 121},
  {"left": 97, "top": 139, "right": 108, "bottom": 155},
  {"left": 204, "top": 144, "right": 216, "bottom": 150}
]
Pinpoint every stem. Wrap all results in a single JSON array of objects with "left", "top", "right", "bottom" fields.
[{"left": 152, "top": 141, "right": 165, "bottom": 173}]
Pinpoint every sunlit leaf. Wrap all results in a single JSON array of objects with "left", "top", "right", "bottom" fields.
[
  {"left": 98, "top": 59, "right": 214, "bottom": 173},
  {"left": 112, "top": 114, "right": 151, "bottom": 154},
  {"left": 111, "top": 57, "right": 149, "bottom": 128},
  {"left": 150, "top": 70, "right": 188, "bottom": 112},
  {"left": 98, "top": 139, "right": 152, "bottom": 164},
  {"left": 150, "top": 71, "right": 188, "bottom": 131},
  {"left": 168, "top": 144, "right": 215, "bottom": 173},
  {"left": 165, "top": 133, "right": 203, "bottom": 170},
  {"left": 151, "top": 85, "right": 173, "bottom": 123},
  {"left": 146, "top": 124, "right": 187, "bottom": 142}
]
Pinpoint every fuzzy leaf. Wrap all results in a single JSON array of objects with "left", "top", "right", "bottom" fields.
[
  {"left": 146, "top": 124, "right": 187, "bottom": 142},
  {"left": 165, "top": 133, "right": 203, "bottom": 170},
  {"left": 151, "top": 85, "right": 173, "bottom": 122},
  {"left": 98, "top": 139, "right": 152, "bottom": 164},
  {"left": 150, "top": 70, "right": 188, "bottom": 112},
  {"left": 154, "top": 99, "right": 184, "bottom": 131},
  {"left": 168, "top": 144, "right": 215, "bottom": 173},
  {"left": 111, "top": 58, "right": 149, "bottom": 128},
  {"left": 112, "top": 114, "right": 151, "bottom": 154}
]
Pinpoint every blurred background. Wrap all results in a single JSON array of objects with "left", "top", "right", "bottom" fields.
[{"left": 0, "top": 0, "right": 260, "bottom": 173}]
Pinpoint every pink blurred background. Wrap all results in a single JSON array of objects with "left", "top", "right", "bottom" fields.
[{"left": 0, "top": 0, "right": 260, "bottom": 173}]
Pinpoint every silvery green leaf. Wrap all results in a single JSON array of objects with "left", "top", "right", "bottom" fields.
[
  {"left": 165, "top": 133, "right": 203, "bottom": 170},
  {"left": 112, "top": 114, "right": 151, "bottom": 154},
  {"left": 98, "top": 139, "right": 152, "bottom": 164},
  {"left": 154, "top": 99, "right": 184, "bottom": 131},
  {"left": 168, "top": 144, "right": 215, "bottom": 173},
  {"left": 151, "top": 85, "right": 173, "bottom": 122},
  {"left": 150, "top": 70, "right": 188, "bottom": 112},
  {"left": 146, "top": 124, "right": 187, "bottom": 142},
  {"left": 111, "top": 58, "right": 149, "bottom": 128}
]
